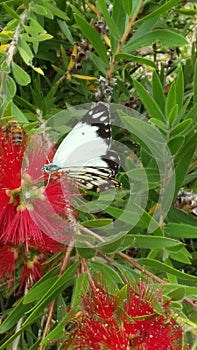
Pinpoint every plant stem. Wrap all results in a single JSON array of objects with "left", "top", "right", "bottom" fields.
[{"left": 106, "top": 0, "right": 144, "bottom": 81}]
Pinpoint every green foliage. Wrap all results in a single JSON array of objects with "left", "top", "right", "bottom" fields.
[{"left": 0, "top": 0, "right": 197, "bottom": 348}]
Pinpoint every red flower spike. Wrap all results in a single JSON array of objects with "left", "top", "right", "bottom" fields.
[
  {"left": 19, "top": 255, "right": 43, "bottom": 291},
  {"left": 64, "top": 281, "right": 189, "bottom": 350},
  {"left": 0, "top": 246, "right": 19, "bottom": 287},
  {"left": 0, "top": 129, "right": 77, "bottom": 250}
]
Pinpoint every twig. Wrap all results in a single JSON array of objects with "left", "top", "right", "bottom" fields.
[
  {"left": 38, "top": 211, "right": 77, "bottom": 350},
  {"left": 11, "top": 283, "right": 29, "bottom": 350},
  {"left": 0, "top": 3, "right": 32, "bottom": 95},
  {"left": 106, "top": 0, "right": 144, "bottom": 81}
]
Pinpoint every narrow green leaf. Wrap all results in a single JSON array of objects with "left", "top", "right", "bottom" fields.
[
  {"left": 23, "top": 277, "right": 57, "bottom": 303},
  {"left": 23, "top": 262, "right": 79, "bottom": 327},
  {"left": 124, "top": 30, "right": 188, "bottom": 52},
  {"left": 99, "top": 235, "right": 125, "bottom": 253},
  {"left": 152, "top": 71, "right": 165, "bottom": 113},
  {"left": 71, "top": 274, "right": 89, "bottom": 308},
  {"left": 45, "top": 2, "right": 69, "bottom": 21},
  {"left": 57, "top": 19, "right": 74, "bottom": 44},
  {"left": 0, "top": 298, "right": 28, "bottom": 334},
  {"left": 166, "top": 287, "right": 185, "bottom": 300},
  {"left": 132, "top": 17, "right": 158, "bottom": 41},
  {"left": 194, "top": 60, "right": 197, "bottom": 104},
  {"left": 136, "top": 0, "right": 182, "bottom": 24},
  {"left": 168, "top": 104, "right": 179, "bottom": 126},
  {"left": 89, "top": 261, "right": 123, "bottom": 292},
  {"left": 33, "top": 4, "right": 48, "bottom": 15},
  {"left": 167, "top": 136, "right": 185, "bottom": 155},
  {"left": 165, "top": 223, "right": 197, "bottom": 238},
  {"left": 175, "top": 133, "right": 197, "bottom": 194},
  {"left": 121, "top": 0, "right": 132, "bottom": 15},
  {"left": 122, "top": 235, "right": 184, "bottom": 250},
  {"left": 165, "top": 83, "right": 176, "bottom": 119},
  {"left": 138, "top": 258, "right": 197, "bottom": 282},
  {"left": 133, "top": 79, "right": 165, "bottom": 121},
  {"left": 115, "top": 53, "right": 156, "bottom": 68},
  {"left": 74, "top": 14, "right": 108, "bottom": 64},
  {"left": 3, "top": 3, "right": 19, "bottom": 19},
  {"left": 12, "top": 62, "right": 31, "bottom": 86},
  {"left": 22, "top": 33, "right": 53, "bottom": 42},
  {"left": 97, "top": 0, "right": 120, "bottom": 40},
  {"left": 24, "top": 18, "right": 46, "bottom": 35},
  {"left": 89, "top": 53, "right": 107, "bottom": 75},
  {"left": 175, "top": 67, "right": 184, "bottom": 112},
  {"left": 170, "top": 119, "right": 192, "bottom": 136},
  {"left": 18, "top": 37, "right": 33, "bottom": 65},
  {"left": 4, "top": 75, "right": 16, "bottom": 98},
  {"left": 149, "top": 118, "right": 167, "bottom": 131},
  {"left": 112, "top": 0, "right": 126, "bottom": 37},
  {"left": 83, "top": 219, "right": 113, "bottom": 228}
]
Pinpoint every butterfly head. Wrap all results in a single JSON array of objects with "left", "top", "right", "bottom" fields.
[{"left": 42, "top": 163, "right": 61, "bottom": 173}]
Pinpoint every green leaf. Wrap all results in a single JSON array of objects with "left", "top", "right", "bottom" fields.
[
  {"left": 74, "top": 14, "right": 108, "bottom": 64},
  {"left": 89, "top": 53, "right": 107, "bottom": 75},
  {"left": 164, "top": 223, "right": 197, "bottom": 238},
  {"left": 22, "top": 33, "right": 53, "bottom": 42},
  {"left": 115, "top": 53, "right": 156, "bottom": 68},
  {"left": 112, "top": 0, "right": 126, "bottom": 39},
  {"left": 133, "top": 79, "right": 165, "bottom": 121},
  {"left": 166, "top": 286, "right": 185, "bottom": 300},
  {"left": 0, "top": 298, "right": 29, "bottom": 334},
  {"left": 99, "top": 235, "right": 125, "bottom": 254},
  {"left": 175, "top": 67, "right": 184, "bottom": 112},
  {"left": 97, "top": 0, "right": 120, "bottom": 40},
  {"left": 23, "top": 262, "right": 79, "bottom": 327},
  {"left": 167, "top": 136, "right": 185, "bottom": 155},
  {"left": 175, "top": 133, "right": 197, "bottom": 194},
  {"left": 23, "top": 277, "right": 57, "bottom": 304},
  {"left": 136, "top": 0, "right": 183, "bottom": 24},
  {"left": 71, "top": 273, "right": 89, "bottom": 308},
  {"left": 3, "top": 3, "right": 19, "bottom": 19},
  {"left": 122, "top": 234, "right": 184, "bottom": 250},
  {"left": 45, "top": 2, "right": 69, "bottom": 21},
  {"left": 170, "top": 119, "right": 193, "bottom": 136},
  {"left": 124, "top": 30, "right": 188, "bottom": 52},
  {"left": 24, "top": 18, "right": 46, "bottom": 35},
  {"left": 33, "top": 4, "right": 48, "bottom": 15},
  {"left": 12, "top": 62, "right": 31, "bottom": 86},
  {"left": 168, "top": 104, "right": 179, "bottom": 126},
  {"left": 132, "top": 17, "right": 158, "bottom": 41},
  {"left": 121, "top": 0, "right": 132, "bottom": 15},
  {"left": 57, "top": 19, "right": 74, "bottom": 44},
  {"left": 89, "top": 261, "right": 123, "bottom": 292},
  {"left": 194, "top": 60, "right": 197, "bottom": 104},
  {"left": 149, "top": 118, "right": 167, "bottom": 132},
  {"left": 18, "top": 37, "right": 33, "bottom": 65},
  {"left": 3, "top": 75, "right": 16, "bottom": 98},
  {"left": 165, "top": 82, "right": 176, "bottom": 119},
  {"left": 83, "top": 219, "right": 113, "bottom": 228},
  {"left": 138, "top": 258, "right": 197, "bottom": 282},
  {"left": 152, "top": 71, "right": 165, "bottom": 113}
]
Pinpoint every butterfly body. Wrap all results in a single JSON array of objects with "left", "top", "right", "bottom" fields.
[{"left": 43, "top": 102, "right": 120, "bottom": 191}]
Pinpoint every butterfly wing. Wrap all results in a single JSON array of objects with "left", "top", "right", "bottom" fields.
[
  {"left": 46, "top": 102, "right": 120, "bottom": 190},
  {"left": 53, "top": 102, "right": 110, "bottom": 168}
]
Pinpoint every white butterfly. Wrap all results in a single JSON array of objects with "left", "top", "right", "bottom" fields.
[{"left": 42, "top": 102, "right": 120, "bottom": 191}]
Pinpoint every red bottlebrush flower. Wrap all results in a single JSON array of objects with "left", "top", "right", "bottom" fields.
[
  {"left": 0, "top": 129, "right": 77, "bottom": 249},
  {"left": 0, "top": 246, "right": 19, "bottom": 287},
  {"left": 64, "top": 281, "right": 189, "bottom": 350},
  {"left": 19, "top": 254, "right": 44, "bottom": 291}
]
